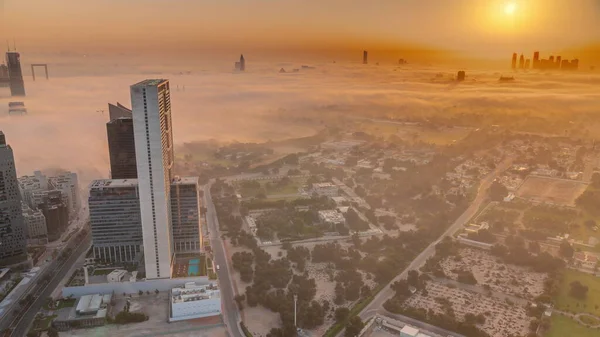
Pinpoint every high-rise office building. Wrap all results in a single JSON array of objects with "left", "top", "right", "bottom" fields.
[
  {"left": 363, "top": 50, "right": 368, "bottom": 64},
  {"left": 0, "top": 131, "right": 28, "bottom": 266},
  {"left": 533, "top": 51, "right": 540, "bottom": 69},
  {"left": 511, "top": 53, "right": 517, "bottom": 69},
  {"left": 239, "top": 54, "right": 245, "bottom": 72},
  {"left": 519, "top": 54, "right": 525, "bottom": 69},
  {"left": 0, "top": 64, "right": 8, "bottom": 87},
  {"left": 6, "top": 52, "right": 25, "bottom": 96},
  {"left": 107, "top": 117, "right": 138, "bottom": 179},
  {"left": 108, "top": 102, "right": 132, "bottom": 121},
  {"left": 131, "top": 79, "right": 174, "bottom": 279},
  {"left": 48, "top": 171, "right": 80, "bottom": 218},
  {"left": 170, "top": 177, "right": 202, "bottom": 253},
  {"left": 89, "top": 179, "right": 143, "bottom": 263},
  {"left": 524, "top": 59, "right": 531, "bottom": 69},
  {"left": 555, "top": 56, "right": 562, "bottom": 69},
  {"left": 22, "top": 203, "right": 47, "bottom": 239},
  {"left": 36, "top": 190, "right": 68, "bottom": 242}
]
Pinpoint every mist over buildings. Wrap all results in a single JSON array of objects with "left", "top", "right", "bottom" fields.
[{"left": 1, "top": 58, "right": 599, "bottom": 186}]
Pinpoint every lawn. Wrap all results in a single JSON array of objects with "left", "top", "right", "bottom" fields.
[
  {"left": 555, "top": 269, "right": 600, "bottom": 316},
  {"left": 31, "top": 314, "right": 57, "bottom": 331},
  {"left": 92, "top": 268, "right": 116, "bottom": 276},
  {"left": 546, "top": 315, "right": 599, "bottom": 337},
  {"left": 237, "top": 177, "right": 306, "bottom": 198},
  {"left": 43, "top": 298, "right": 76, "bottom": 310}
]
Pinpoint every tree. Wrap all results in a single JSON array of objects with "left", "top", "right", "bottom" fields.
[
  {"left": 47, "top": 327, "right": 59, "bottom": 337},
  {"left": 407, "top": 270, "right": 419, "bottom": 288},
  {"left": 234, "top": 294, "right": 246, "bottom": 310},
  {"left": 335, "top": 307, "right": 350, "bottom": 323},
  {"left": 345, "top": 316, "right": 364, "bottom": 337},
  {"left": 489, "top": 181, "right": 508, "bottom": 201},
  {"left": 559, "top": 240, "right": 574, "bottom": 259},
  {"left": 569, "top": 281, "right": 589, "bottom": 299},
  {"left": 138, "top": 290, "right": 143, "bottom": 296}
]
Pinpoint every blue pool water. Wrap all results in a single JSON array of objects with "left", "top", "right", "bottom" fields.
[
  {"left": 188, "top": 265, "right": 199, "bottom": 275},
  {"left": 189, "top": 259, "right": 200, "bottom": 265}
]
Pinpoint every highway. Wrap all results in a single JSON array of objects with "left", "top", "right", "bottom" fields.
[
  {"left": 8, "top": 233, "right": 91, "bottom": 337},
  {"left": 349, "top": 157, "right": 514, "bottom": 332},
  {"left": 204, "top": 182, "right": 244, "bottom": 337},
  {"left": 0, "top": 206, "right": 89, "bottom": 333}
]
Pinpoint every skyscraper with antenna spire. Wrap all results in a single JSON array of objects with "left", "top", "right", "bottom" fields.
[
  {"left": 5, "top": 40, "right": 26, "bottom": 96},
  {"left": 240, "top": 54, "right": 245, "bottom": 71}
]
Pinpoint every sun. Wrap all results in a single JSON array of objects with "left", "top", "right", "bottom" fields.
[{"left": 504, "top": 2, "right": 517, "bottom": 15}]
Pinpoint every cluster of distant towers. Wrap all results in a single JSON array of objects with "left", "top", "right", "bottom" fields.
[
  {"left": 1, "top": 42, "right": 49, "bottom": 98},
  {"left": 511, "top": 52, "right": 579, "bottom": 71}
]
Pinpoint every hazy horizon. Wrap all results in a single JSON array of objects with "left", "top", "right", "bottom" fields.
[{"left": 2, "top": 0, "right": 600, "bottom": 61}]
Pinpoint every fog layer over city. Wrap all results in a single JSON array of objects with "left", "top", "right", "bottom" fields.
[{"left": 1, "top": 58, "right": 599, "bottom": 184}]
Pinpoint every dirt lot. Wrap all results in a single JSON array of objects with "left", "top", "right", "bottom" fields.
[
  {"left": 516, "top": 175, "right": 588, "bottom": 206},
  {"left": 61, "top": 293, "right": 227, "bottom": 337}
]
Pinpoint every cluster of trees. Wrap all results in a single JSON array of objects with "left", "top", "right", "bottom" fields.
[
  {"left": 569, "top": 281, "right": 589, "bottom": 300},
  {"left": 114, "top": 311, "right": 148, "bottom": 324},
  {"left": 255, "top": 208, "right": 322, "bottom": 241},
  {"left": 576, "top": 189, "right": 600, "bottom": 216},
  {"left": 229, "top": 246, "right": 326, "bottom": 335},
  {"left": 522, "top": 205, "right": 577, "bottom": 235},
  {"left": 489, "top": 181, "right": 509, "bottom": 201},
  {"left": 344, "top": 208, "right": 370, "bottom": 231},
  {"left": 232, "top": 251, "right": 254, "bottom": 283}
]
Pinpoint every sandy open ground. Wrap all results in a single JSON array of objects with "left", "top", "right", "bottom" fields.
[{"left": 516, "top": 175, "right": 588, "bottom": 206}]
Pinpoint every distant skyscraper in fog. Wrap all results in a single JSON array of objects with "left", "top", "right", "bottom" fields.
[
  {"left": 524, "top": 59, "right": 530, "bottom": 69},
  {"left": 533, "top": 51, "right": 540, "bottom": 69},
  {"left": 519, "top": 54, "right": 525, "bottom": 69},
  {"left": 457, "top": 71, "right": 466, "bottom": 81},
  {"left": 363, "top": 50, "right": 368, "bottom": 64},
  {"left": 240, "top": 54, "right": 245, "bottom": 71},
  {"left": 511, "top": 53, "right": 517, "bottom": 69},
  {"left": 6, "top": 52, "right": 25, "bottom": 96}
]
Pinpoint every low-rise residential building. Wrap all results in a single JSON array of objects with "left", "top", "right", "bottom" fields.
[
  {"left": 574, "top": 251, "right": 599, "bottom": 269},
  {"left": 312, "top": 182, "right": 339, "bottom": 197},
  {"left": 318, "top": 210, "right": 345, "bottom": 227},
  {"left": 169, "top": 282, "right": 221, "bottom": 322},
  {"left": 53, "top": 294, "right": 112, "bottom": 331},
  {"left": 107, "top": 269, "right": 127, "bottom": 283}
]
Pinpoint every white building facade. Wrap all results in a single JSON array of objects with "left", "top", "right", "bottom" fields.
[
  {"left": 131, "top": 79, "right": 175, "bottom": 280},
  {"left": 170, "top": 282, "right": 221, "bottom": 322}
]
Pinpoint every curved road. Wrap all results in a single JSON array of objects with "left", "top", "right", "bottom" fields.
[{"left": 349, "top": 157, "right": 514, "bottom": 332}]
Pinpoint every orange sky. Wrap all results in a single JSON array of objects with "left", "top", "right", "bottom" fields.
[{"left": 2, "top": 0, "right": 600, "bottom": 58}]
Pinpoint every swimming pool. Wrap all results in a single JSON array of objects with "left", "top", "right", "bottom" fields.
[
  {"left": 189, "top": 259, "right": 200, "bottom": 265},
  {"left": 188, "top": 265, "right": 199, "bottom": 275}
]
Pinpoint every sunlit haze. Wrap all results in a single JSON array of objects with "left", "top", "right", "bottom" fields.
[{"left": 1, "top": 2, "right": 600, "bottom": 337}]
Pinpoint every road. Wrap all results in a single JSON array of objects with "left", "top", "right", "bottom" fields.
[
  {"left": 8, "top": 233, "right": 91, "bottom": 337},
  {"left": 351, "top": 157, "right": 514, "bottom": 329},
  {"left": 204, "top": 182, "right": 244, "bottom": 337},
  {"left": 0, "top": 206, "right": 89, "bottom": 332}
]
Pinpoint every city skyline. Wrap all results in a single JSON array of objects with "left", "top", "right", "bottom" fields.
[{"left": 1, "top": 0, "right": 599, "bottom": 60}]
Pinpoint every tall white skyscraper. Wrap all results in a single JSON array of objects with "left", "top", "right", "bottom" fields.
[{"left": 131, "top": 79, "right": 175, "bottom": 279}]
